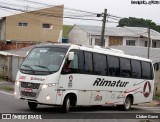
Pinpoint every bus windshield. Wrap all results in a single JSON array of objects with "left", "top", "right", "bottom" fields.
[{"left": 20, "top": 47, "right": 67, "bottom": 75}]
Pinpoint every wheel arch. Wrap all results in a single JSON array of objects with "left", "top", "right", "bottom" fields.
[
  {"left": 126, "top": 94, "right": 134, "bottom": 105},
  {"left": 62, "top": 91, "right": 78, "bottom": 106}
]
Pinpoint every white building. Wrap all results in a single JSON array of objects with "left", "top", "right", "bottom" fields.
[{"left": 68, "top": 25, "right": 160, "bottom": 48}]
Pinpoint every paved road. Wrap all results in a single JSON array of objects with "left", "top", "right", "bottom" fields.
[{"left": 0, "top": 91, "right": 160, "bottom": 121}]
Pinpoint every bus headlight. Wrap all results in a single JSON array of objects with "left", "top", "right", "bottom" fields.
[
  {"left": 42, "top": 84, "right": 48, "bottom": 89},
  {"left": 15, "top": 81, "right": 20, "bottom": 86},
  {"left": 46, "top": 95, "right": 50, "bottom": 100},
  {"left": 42, "top": 83, "right": 56, "bottom": 89}
]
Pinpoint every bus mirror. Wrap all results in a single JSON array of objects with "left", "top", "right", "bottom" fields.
[{"left": 68, "top": 52, "right": 74, "bottom": 61}]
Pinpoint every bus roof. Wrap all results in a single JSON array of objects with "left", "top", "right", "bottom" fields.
[{"left": 36, "top": 43, "right": 152, "bottom": 63}]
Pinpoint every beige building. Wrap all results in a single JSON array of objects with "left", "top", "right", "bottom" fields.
[{"left": 0, "top": 5, "right": 64, "bottom": 42}]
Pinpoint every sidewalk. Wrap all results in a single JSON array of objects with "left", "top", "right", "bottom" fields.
[{"left": 0, "top": 79, "right": 160, "bottom": 106}]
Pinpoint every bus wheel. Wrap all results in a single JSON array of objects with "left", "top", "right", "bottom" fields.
[
  {"left": 28, "top": 101, "right": 38, "bottom": 110},
  {"left": 117, "top": 96, "right": 132, "bottom": 111},
  {"left": 123, "top": 96, "right": 132, "bottom": 111},
  {"left": 62, "top": 96, "right": 70, "bottom": 113}
]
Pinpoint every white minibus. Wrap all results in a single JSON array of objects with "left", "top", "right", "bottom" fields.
[{"left": 15, "top": 44, "right": 154, "bottom": 112}]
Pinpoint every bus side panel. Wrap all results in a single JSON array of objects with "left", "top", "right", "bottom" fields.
[
  {"left": 90, "top": 91, "right": 106, "bottom": 105},
  {"left": 132, "top": 80, "right": 153, "bottom": 104},
  {"left": 58, "top": 74, "right": 92, "bottom": 105},
  {"left": 59, "top": 73, "right": 153, "bottom": 106},
  {"left": 77, "top": 90, "right": 91, "bottom": 105}
]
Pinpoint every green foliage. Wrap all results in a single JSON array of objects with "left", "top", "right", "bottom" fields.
[
  {"left": 0, "top": 75, "right": 4, "bottom": 81},
  {"left": 63, "top": 25, "right": 73, "bottom": 38},
  {"left": 154, "top": 95, "right": 160, "bottom": 99},
  {"left": 0, "top": 86, "right": 14, "bottom": 91},
  {"left": 117, "top": 17, "right": 160, "bottom": 32}
]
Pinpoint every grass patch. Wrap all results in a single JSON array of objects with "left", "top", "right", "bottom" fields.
[
  {"left": 63, "top": 25, "right": 73, "bottom": 38},
  {"left": 0, "top": 75, "right": 4, "bottom": 81},
  {"left": 0, "top": 86, "right": 14, "bottom": 91},
  {"left": 154, "top": 95, "right": 160, "bottom": 99}
]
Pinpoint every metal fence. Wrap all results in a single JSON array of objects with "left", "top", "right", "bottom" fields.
[
  {"left": 0, "top": 55, "right": 24, "bottom": 81},
  {"left": 11, "top": 56, "right": 24, "bottom": 81}
]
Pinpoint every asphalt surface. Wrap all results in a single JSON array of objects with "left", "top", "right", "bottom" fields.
[{"left": 0, "top": 91, "right": 160, "bottom": 122}]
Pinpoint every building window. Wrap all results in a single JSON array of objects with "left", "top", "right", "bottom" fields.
[
  {"left": 95, "top": 38, "right": 100, "bottom": 46},
  {"left": 95, "top": 38, "right": 105, "bottom": 46},
  {"left": 89, "top": 38, "right": 92, "bottom": 45},
  {"left": 145, "top": 41, "right": 148, "bottom": 47},
  {"left": 18, "top": 22, "right": 28, "bottom": 27},
  {"left": 126, "top": 40, "right": 135, "bottom": 46},
  {"left": 152, "top": 41, "right": 156, "bottom": 48},
  {"left": 42, "top": 23, "right": 53, "bottom": 29}
]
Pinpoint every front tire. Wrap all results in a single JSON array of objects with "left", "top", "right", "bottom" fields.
[
  {"left": 62, "top": 96, "right": 71, "bottom": 113},
  {"left": 28, "top": 101, "right": 38, "bottom": 110}
]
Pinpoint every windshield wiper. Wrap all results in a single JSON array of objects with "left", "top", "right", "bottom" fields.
[
  {"left": 34, "top": 65, "right": 52, "bottom": 74},
  {"left": 21, "top": 64, "right": 35, "bottom": 72}
]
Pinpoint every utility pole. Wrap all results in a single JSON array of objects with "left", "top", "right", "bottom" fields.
[
  {"left": 147, "top": 27, "right": 150, "bottom": 59},
  {"left": 100, "top": 9, "right": 107, "bottom": 47}
]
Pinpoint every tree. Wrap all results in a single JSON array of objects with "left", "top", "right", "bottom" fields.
[{"left": 117, "top": 17, "right": 160, "bottom": 32}]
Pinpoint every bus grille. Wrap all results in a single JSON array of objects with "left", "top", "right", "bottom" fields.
[
  {"left": 20, "top": 82, "right": 41, "bottom": 98},
  {"left": 21, "top": 91, "right": 37, "bottom": 97},
  {"left": 21, "top": 82, "right": 40, "bottom": 89}
]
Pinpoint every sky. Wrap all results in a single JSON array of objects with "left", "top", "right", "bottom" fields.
[{"left": 0, "top": 0, "right": 160, "bottom": 27}]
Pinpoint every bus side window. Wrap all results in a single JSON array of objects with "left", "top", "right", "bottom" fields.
[
  {"left": 69, "top": 54, "right": 78, "bottom": 71},
  {"left": 107, "top": 55, "right": 120, "bottom": 77},
  {"left": 141, "top": 61, "right": 152, "bottom": 80},
  {"left": 93, "top": 53, "right": 107, "bottom": 76},
  {"left": 84, "top": 51, "right": 93, "bottom": 74},
  {"left": 62, "top": 52, "right": 79, "bottom": 74},
  {"left": 131, "top": 60, "right": 141, "bottom": 79},
  {"left": 120, "top": 58, "right": 131, "bottom": 78}
]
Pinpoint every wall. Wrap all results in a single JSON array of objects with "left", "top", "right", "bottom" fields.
[
  {"left": 90, "top": 36, "right": 109, "bottom": 47},
  {"left": 5, "top": 5, "right": 63, "bottom": 42},
  {"left": 0, "top": 54, "right": 24, "bottom": 81},
  {"left": 0, "top": 41, "right": 36, "bottom": 50},
  {"left": 156, "top": 41, "right": 160, "bottom": 48},
  {"left": 68, "top": 25, "right": 89, "bottom": 45},
  {"left": 139, "top": 37, "right": 147, "bottom": 47},
  {"left": 0, "top": 55, "right": 7, "bottom": 77},
  {"left": 122, "top": 37, "right": 138, "bottom": 46},
  {"left": 0, "top": 19, "right": 6, "bottom": 41},
  {"left": 11, "top": 56, "right": 24, "bottom": 81}
]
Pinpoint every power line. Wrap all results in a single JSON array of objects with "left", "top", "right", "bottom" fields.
[
  {"left": 0, "top": 7, "right": 101, "bottom": 31},
  {"left": 108, "top": 14, "right": 122, "bottom": 19},
  {"left": 0, "top": 2, "right": 97, "bottom": 18},
  {"left": 0, "top": 7, "right": 62, "bottom": 27},
  {"left": 0, "top": 5, "right": 101, "bottom": 22},
  {"left": 13, "top": 0, "right": 98, "bottom": 14},
  {"left": 107, "top": 16, "right": 120, "bottom": 21}
]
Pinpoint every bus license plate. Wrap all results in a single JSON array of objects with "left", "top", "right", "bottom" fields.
[{"left": 24, "top": 88, "right": 32, "bottom": 92}]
